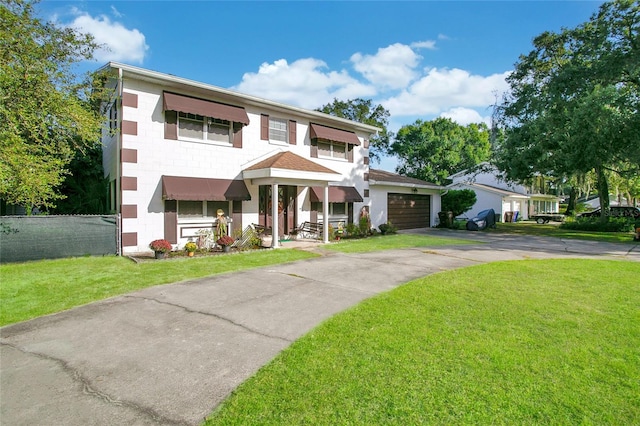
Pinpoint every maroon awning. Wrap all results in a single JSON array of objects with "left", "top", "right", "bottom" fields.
[
  {"left": 163, "top": 92, "right": 250, "bottom": 125},
  {"left": 310, "top": 186, "right": 363, "bottom": 203},
  {"left": 162, "top": 176, "right": 250, "bottom": 201},
  {"left": 309, "top": 123, "right": 361, "bottom": 145}
]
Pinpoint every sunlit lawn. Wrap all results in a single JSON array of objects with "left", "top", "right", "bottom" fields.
[
  {"left": 0, "top": 249, "right": 317, "bottom": 326},
  {"left": 206, "top": 259, "right": 640, "bottom": 425},
  {"left": 323, "top": 233, "right": 475, "bottom": 253},
  {"left": 486, "top": 221, "right": 636, "bottom": 243}
]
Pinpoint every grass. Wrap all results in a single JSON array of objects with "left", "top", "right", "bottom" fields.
[
  {"left": 324, "top": 233, "right": 475, "bottom": 253},
  {"left": 486, "top": 221, "right": 636, "bottom": 243},
  {"left": 205, "top": 259, "right": 640, "bottom": 425},
  {"left": 0, "top": 249, "right": 317, "bottom": 326},
  {"left": 0, "top": 233, "right": 472, "bottom": 326}
]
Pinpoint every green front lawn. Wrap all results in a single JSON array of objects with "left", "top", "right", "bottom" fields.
[
  {"left": 206, "top": 259, "right": 640, "bottom": 425},
  {"left": 0, "top": 249, "right": 317, "bottom": 326},
  {"left": 487, "top": 221, "right": 636, "bottom": 243},
  {"left": 324, "top": 233, "right": 476, "bottom": 253}
]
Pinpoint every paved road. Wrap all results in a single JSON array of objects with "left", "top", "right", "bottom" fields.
[{"left": 1, "top": 230, "right": 638, "bottom": 425}]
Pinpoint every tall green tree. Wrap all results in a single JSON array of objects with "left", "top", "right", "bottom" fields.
[
  {"left": 495, "top": 0, "right": 640, "bottom": 220},
  {"left": 316, "top": 98, "right": 391, "bottom": 163},
  {"left": 0, "top": 0, "right": 105, "bottom": 212},
  {"left": 389, "top": 117, "right": 491, "bottom": 185}
]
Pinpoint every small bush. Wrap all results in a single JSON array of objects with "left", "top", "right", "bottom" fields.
[
  {"left": 378, "top": 221, "right": 397, "bottom": 235},
  {"left": 560, "top": 217, "right": 636, "bottom": 232},
  {"left": 346, "top": 222, "right": 360, "bottom": 237}
]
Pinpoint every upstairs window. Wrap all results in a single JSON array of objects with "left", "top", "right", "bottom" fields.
[
  {"left": 269, "top": 117, "right": 288, "bottom": 143},
  {"left": 178, "top": 112, "right": 231, "bottom": 143},
  {"left": 318, "top": 140, "right": 347, "bottom": 160}
]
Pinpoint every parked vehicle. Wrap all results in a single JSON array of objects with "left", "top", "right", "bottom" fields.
[
  {"left": 579, "top": 206, "right": 640, "bottom": 219},
  {"left": 466, "top": 209, "right": 496, "bottom": 231},
  {"left": 530, "top": 213, "right": 566, "bottom": 224}
]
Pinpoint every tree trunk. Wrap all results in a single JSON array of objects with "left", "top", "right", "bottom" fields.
[
  {"left": 564, "top": 186, "right": 577, "bottom": 216},
  {"left": 595, "top": 165, "right": 609, "bottom": 223}
]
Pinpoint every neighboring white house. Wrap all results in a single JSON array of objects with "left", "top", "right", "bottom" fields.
[
  {"left": 447, "top": 164, "right": 560, "bottom": 222},
  {"left": 100, "top": 62, "right": 442, "bottom": 254}
]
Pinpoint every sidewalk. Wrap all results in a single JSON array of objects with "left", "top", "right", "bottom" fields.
[{"left": 1, "top": 232, "right": 638, "bottom": 425}]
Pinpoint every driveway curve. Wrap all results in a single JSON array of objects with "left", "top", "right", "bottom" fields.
[{"left": 1, "top": 229, "right": 638, "bottom": 425}]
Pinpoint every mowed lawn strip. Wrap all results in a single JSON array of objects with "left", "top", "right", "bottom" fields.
[
  {"left": 323, "top": 233, "right": 476, "bottom": 253},
  {"left": 486, "top": 221, "right": 637, "bottom": 243},
  {"left": 206, "top": 259, "right": 640, "bottom": 425},
  {"left": 0, "top": 249, "right": 317, "bottom": 326}
]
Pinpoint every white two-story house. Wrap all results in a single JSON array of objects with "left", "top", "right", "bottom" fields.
[{"left": 100, "top": 63, "right": 442, "bottom": 254}]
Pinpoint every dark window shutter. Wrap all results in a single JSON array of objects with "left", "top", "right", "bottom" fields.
[
  {"left": 164, "top": 200, "right": 177, "bottom": 243},
  {"left": 364, "top": 156, "right": 370, "bottom": 165},
  {"left": 233, "top": 123, "right": 243, "bottom": 148},
  {"left": 260, "top": 114, "right": 269, "bottom": 140},
  {"left": 232, "top": 200, "right": 242, "bottom": 232},
  {"left": 311, "top": 209, "right": 318, "bottom": 223},
  {"left": 348, "top": 144, "right": 354, "bottom": 163},
  {"left": 310, "top": 139, "right": 318, "bottom": 158},
  {"left": 289, "top": 120, "right": 296, "bottom": 145},
  {"left": 364, "top": 173, "right": 369, "bottom": 181},
  {"left": 348, "top": 203, "right": 354, "bottom": 224},
  {"left": 165, "top": 111, "right": 177, "bottom": 140}
]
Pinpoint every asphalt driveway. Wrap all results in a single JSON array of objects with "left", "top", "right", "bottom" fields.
[{"left": 1, "top": 230, "right": 638, "bottom": 425}]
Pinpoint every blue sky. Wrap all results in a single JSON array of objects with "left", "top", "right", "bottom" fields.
[{"left": 40, "top": 0, "right": 603, "bottom": 171}]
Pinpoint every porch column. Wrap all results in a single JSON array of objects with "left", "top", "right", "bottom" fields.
[
  {"left": 322, "top": 185, "right": 329, "bottom": 243},
  {"left": 271, "top": 183, "right": 280, "bottom": 248}
]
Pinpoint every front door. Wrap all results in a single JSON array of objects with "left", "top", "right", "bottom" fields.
[{"left": 259, "top": 185, "right": 297, "bottom": 237}]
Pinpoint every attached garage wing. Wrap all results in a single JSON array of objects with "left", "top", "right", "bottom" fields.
[{"left": 387, "top": 193, "right": 431, "bottom": 230}]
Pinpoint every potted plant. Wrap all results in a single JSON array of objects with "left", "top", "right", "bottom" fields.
[
  {"left": 149, "top": 239, "right": 172, "bottom": 259},
  {"left": 216, "top": 235, "right": 235, "bottom": 253},
  {"left": 184, "top": 241, "right": 197, "bottom": 257}
]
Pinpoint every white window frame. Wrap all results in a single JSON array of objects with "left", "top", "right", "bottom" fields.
[
  {"left": 317, "top": 140, "right": 347, "bottom": 160},
  {"left": 268, "top": 117, "right": 288, "bottom": 144},
  {"left": 178, "top": 112, "right": 232, "bottom": 145}
]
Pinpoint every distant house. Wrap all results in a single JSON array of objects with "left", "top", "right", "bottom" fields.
[
  {"left": 447, "top": 164, "right": 561, "bottom": 222},
  {"left": 99, "top": 62, "right": 442, "bottom": 254}
]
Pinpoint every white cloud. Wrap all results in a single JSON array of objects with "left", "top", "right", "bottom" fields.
[
  {"left": 350, "top": 43, "right": 421, "bottom": 89},
  {"left": 232, "top": 58, "right": 376, "bottom": 109},
  {"left": 381, "top": 68, "right": 510, "bottom": 116},
  {"left": 411, "top": 40, "right": 437, "bottom": 50},
  {"left": 66, "top": 11, "right": 148, "bottom": 63},
  {"left": 440, "top": 107, "right": 491, "bottom": 126}
]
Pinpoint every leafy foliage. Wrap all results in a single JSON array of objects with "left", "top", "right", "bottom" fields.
[
  {"left": 390, "top": 118, "right": 491, "bottom": 185},
  {"left": 441, "top": 189, "right": 477, "bottom": 217},
  {"left": 0, "top": 0, "right": 107, "bottom": 211},
  {"left": 316, "top": 98, "right": 391, "bottom": 163},
  {"left": 495, "top": 0, "right": 640, "bottom": 220}
]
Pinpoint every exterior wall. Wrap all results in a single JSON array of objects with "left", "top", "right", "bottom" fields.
[
  {"left": 369, "top": 185, "right": 441, "bottom": 229},
  {"left": 112, "top": 77, "right": 371, "bottom": 253}
]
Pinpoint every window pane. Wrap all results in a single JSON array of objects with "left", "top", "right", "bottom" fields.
[
  {"left": 179, "top": 117, "right": 204, "bottom": 139},
  {"left": 332, "top": 203, "right": 346, "bottom": 215},
  {"left": 269, "top": 118, "right": 287, "bottom": 142},
  {"left": 207, "top": 122, "right": 229, "bottom": 142},
  {"left": 206, "top": 201, "right": 228, "bottom": 217},
  {"left": 179, "top": 201, "right": 203, "bottom": 217},
  {"left": 333, "top": 143, "right": 347, "bottom": 159},
  {"left": 318, "top": 141, "right": 331, "bottom": 157}
]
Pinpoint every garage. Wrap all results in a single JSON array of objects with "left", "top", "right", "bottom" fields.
[{"left": 387, "top": 193, "right": 431, "bottom": 229}]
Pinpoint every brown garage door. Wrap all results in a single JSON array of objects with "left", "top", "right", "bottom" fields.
[{"left": 387, "top": 193, "right": 431, "bottom": 230}]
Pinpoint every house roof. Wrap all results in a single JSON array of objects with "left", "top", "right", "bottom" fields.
[
  {"left": 102, "top": 62, "right": 380, "bottom": 135},
  {"left": 450, "top": 182, "right": 529, "bottom": 199},
  {"left": 369, "top": 169, "right": 443, "bottom": 189},
  {"left": 244, "top": 151, "right": 337, "bottom": 174}
]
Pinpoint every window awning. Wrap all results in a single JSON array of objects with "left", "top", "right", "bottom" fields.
[
  {"left": 309, "top": 123, "right": 361, "bottom": 145},
  {"left": 310, "top": 186, "right": 364, "bottom": 203},
  {"left": 161, "top": 176, "right": 251, "bottom": 201},
  {"left": 163, "top": 92, "right": 250, "bottom": 125}
]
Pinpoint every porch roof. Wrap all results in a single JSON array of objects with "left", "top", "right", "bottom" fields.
[{"left": 243, "top": 151, "right": 341, "bottom": 185}]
